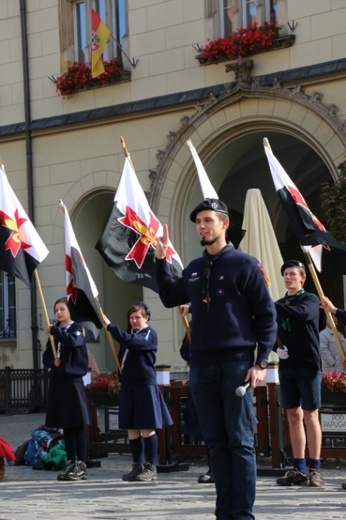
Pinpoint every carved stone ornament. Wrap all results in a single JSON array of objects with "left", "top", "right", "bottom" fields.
[
  {"left": 147, "top": 80, "right": 346, "bottom": 200},
  {"left": 225, "top": 58, "right": 254, "bottom": 83}
]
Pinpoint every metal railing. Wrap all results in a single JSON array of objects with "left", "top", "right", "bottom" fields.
[{"left": 0, "top": 367, "right": 48, "bottom": 414}]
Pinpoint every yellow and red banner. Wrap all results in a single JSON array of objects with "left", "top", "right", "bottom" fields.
[{"left": 91, "top": 8, "right": 111, "bottom": 78}]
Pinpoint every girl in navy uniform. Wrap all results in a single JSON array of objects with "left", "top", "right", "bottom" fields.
[
  {"left": 43, "top": 297, "right": 89, "bottom": 481},
  {"left": 102, "top": 302, "right": 172, "bottom": 482}
]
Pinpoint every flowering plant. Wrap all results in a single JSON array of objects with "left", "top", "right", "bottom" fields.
[
  {"left": 56, "top": 58, "right": 128, "bottom": 98},
  {"left": 321, "top": 371, "right": 346, "bottom": 393},
  {"left": 86, "top": 372, "right": 121, "bottom": 398},
  {"left": 198, "top": 20, "right": 280, "bottom": 63}
]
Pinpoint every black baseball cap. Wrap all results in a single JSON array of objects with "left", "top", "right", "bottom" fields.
[
  {"left": 190, "top": 198, "right": 229, "bottom": 222},
  {"left": 280, "top": 260, "right": 306, "bottom": 276}
]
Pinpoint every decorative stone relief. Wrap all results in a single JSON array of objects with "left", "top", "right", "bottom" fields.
[{"left": 147, "top": 80, "right": 346, "bottom": 203}]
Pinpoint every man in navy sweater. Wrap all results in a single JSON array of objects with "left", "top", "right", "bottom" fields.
[
  {"left": 275, "top": 260, "right": 322, "bottom": 487},
  {"left": 155, "top": 198, "right": 277, "bottom": 520}
]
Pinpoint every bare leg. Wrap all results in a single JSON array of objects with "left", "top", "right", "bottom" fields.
[
  {"left": 303, "top": 409, "right": 322, "bottom": 460},
  {"left": 286, "top": 407, "right": 305, "bottom": 458}
]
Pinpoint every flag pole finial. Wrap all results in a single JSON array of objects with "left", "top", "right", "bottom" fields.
[
  {"left": 120, "top": 136, "right": 129, "bottom": 157},
  {"left": 263, "top": 137, "right": 272, "bottom": 152}
]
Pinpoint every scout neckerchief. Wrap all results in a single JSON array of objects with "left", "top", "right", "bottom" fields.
[
  {"left": 121, "top": 324, "right": 150, "bottom": 370},
  {"left": 202, "top": 244, "right": 233, "bottom": 311},
  {"left": 56, "top": 320, "right": 74, "bottom": 358},
  {"left": 281, "top": 288, "right": 305, "bottom": 332},
  {"left": 284, "top": 288, "right": 304, "bottom": 305}
]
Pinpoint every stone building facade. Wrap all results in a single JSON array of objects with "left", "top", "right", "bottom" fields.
[{"left": 0, "top": 0, "right": 345, "bottom": 371}]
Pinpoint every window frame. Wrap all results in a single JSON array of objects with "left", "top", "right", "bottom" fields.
[
  {"left": 58, "top": 0, "right": 128, "bottom": 71},
  {"left": 0, "top": 272, "right": 16, "bottom": 340}
]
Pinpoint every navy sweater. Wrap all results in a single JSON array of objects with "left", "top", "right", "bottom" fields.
[
  {"left": 107, "top": 324, "right": 158, "bottom": 386},
  {"left": 43, "top": 322, "right": 88, "bottom": 378},
  {"left": 275, "top": 291, "right": 321, "bottom": 370},
  {"left": 336, "top": 309, "right": 346, "bottom": 325},
  {"left": 156, "top": 246, "right": 277, "bottom": 367}
]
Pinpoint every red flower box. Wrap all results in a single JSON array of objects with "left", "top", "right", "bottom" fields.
[
  {"left": 56, "top": 58, "right": 130, "bottom": 98},
  {"left": 196, "top": 20, "right": 294, "bottom": 65}
]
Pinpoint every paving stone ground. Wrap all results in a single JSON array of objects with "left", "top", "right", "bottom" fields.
[{"left": 0, "top": 413, "right": 345, "bottom": 519}]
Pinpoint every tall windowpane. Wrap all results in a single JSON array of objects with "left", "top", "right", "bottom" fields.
[
  {"left": 270, "top": 0, "right": 278, "bottom": 20},
  {"left": 75, "top": 1, "right": 87, "bottom": 62},
  {"left": 242, "top": 0, "right": 257, "bottom": 27},
  {"left": 0, "top": 272, "right": 16, "bottom": 340},
  {"left": 71, "top": 0, "right": 127, "bottom": 63},
  {"left": 220, "top": 1, "right": 234, "bottom": 37}
]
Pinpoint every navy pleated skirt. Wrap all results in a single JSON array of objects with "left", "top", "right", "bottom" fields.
[
  {"left": 45, "top": 376, "right": 89, "bottom": 429},
  {"left": 119, "top": 384, "right": 173, "bottom": 430}
]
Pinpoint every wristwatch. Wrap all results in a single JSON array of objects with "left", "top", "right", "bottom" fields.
[{"left": 258, "top": 359, "right": 269, "bottom": 369}]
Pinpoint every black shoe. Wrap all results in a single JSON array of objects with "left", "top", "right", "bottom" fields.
[
  {"left": 65, "top": 461, "right": 88, "bottom": 481},
  {"left": 198, "top": 469, "right": 214, "bottom": 483},
  {"left": 135, "top": 463, "right": 157, "bottom": 482},
  {"left": 342, "top": 482, "right": 346, "bottom": 490},
  {"left": 32, "top": 461, "right": 45, "bottom": 470},
  {"left": 57, "top": 460, "right": 74, "bottom": 481},
  {"left": 276, "top": 468, "right": 308, "bottom": 486},
  {"left": 122, "top": 463, "right": 143, "bottom": 482}
]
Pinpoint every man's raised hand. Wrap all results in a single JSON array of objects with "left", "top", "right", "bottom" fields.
[{"left": 156, "top": 224, "right": 170, "bottom": 259}]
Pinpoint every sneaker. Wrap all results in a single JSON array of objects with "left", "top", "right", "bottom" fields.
[
  {"left": 308, "top": 469, "right": 323, "bottom": 487},
  {"left": 65, "top": 461, "right": 88, "bottom": 481},
  {"left": 57, "top": 460, "right": 74, "bottom": 481},
  {"left": 276, "top": 468, "right": 308, "bottom": 486},
  {"left": 197, "top": 469, "right": 214, "bottom": 483},
  {"left": 77, "top": 461, "right": 87, "bottom": 480},
  {"left": 122, "top": 463, "right": 143, "bottom": 482},
  {"left": 135, "top": 463, "right": 158, "bottom": 482}
]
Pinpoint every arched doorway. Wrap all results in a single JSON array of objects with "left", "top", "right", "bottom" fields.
[
  {"left": 72, "top": 191, "right": 142, "bottom": 372},
  {"left": 152, "top": 93, "right": 346, "bottom": 335}
]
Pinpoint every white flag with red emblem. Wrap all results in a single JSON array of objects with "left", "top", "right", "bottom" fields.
[
  {"left": 0, "top": 160, "right": 49, "bottom": 287},
  {"left": 96, "top": 156, "right": 183, "bottom": 292}
]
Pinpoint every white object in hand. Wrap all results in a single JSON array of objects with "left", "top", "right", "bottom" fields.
[
  {"left": 235, "top": 381, "right": 251, "bottom": 397},
  {"left": 277, "top": 345, "right": 289, "bottom": 359}
]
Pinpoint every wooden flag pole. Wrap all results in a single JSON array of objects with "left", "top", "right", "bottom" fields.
[
  {"left": 119, "top": 136, "right": 191, "bottom": 342},
  {"left": 120, "top": 135, "right": 136, "bottom": 172},
  {"left": 58, "top": 199, "right": 121, "bottom": 372},
  {"left": 34, "top": 270, "right": 57, "bottom": 359},
  {"left": 178, "top": 306, "right": 191, "bottom": 341},
  {"left": 301, "top": 247, "right": 346, "bottom": 361},
  {"left": 97, "top": 301, "right": 122, "bottom": 374}
]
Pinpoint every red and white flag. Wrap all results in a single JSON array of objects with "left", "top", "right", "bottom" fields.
[
  {"left": 0, "top": 160, "right": 49, "bottom": 287},
  {"left": 60, "top": 201, "right": 102, "bottom": 339},
  {"left": 96, "top": 156, "right": 183, "bottom": 292},
  {"left": 264, "top": 138, "right": 346, "bottom": 273}
]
